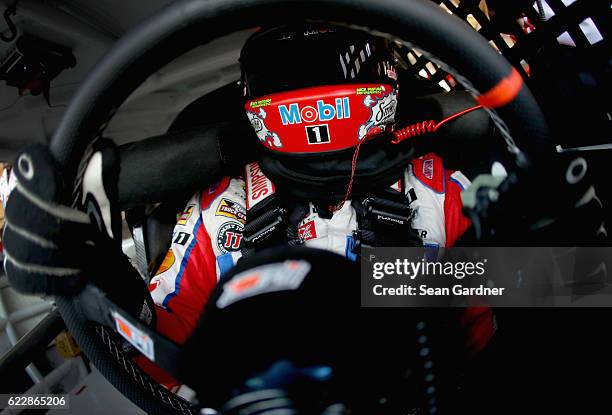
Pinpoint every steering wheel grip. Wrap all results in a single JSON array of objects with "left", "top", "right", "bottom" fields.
[{"left": 50, "top": 0, "right": 550, "bottom": 190}]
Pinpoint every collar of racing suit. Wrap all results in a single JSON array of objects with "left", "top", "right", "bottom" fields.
[{"left": 257, "top": 134, "right": 417, "bottom": 204}]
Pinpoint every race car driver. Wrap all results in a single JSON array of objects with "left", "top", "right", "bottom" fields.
[{"left": 146, "top": 24, "right": 476, "bottom": 349}]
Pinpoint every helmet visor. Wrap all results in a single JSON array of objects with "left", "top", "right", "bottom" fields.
[{"left": 241, "top": 27, "right": 397, "bottom": 98}]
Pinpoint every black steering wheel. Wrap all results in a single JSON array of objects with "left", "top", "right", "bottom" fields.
[{"left": 49, "top": 0, "right": 551, "bottom": 413}]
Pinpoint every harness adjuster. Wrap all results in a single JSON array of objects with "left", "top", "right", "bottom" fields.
[
  {"left": 362, "top": 197, "right": 412, "bottom": 227},
  {"left": 243, "top": 207, "right": 288, "bottom": 246}
]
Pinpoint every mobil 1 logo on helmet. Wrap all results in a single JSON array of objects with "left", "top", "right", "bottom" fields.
[{"left": 279, "top": 98, "right": 350, "bottom": 145}]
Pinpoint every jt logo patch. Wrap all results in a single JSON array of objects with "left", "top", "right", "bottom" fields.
[{"left": 217, "top": 222, "right": 244, "bottom": 254}]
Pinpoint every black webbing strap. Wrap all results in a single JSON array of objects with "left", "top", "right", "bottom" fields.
[
  {"left": 242, "top": 204, "right": 288, "bottom": 258},
  {"left": 241, "top": 188, "right": 309, "bottom": 258},
  {"left": 351, "top": 186, "right": 421, "bottom": 250},
  {"left": 243, "top": 188, "right": 422, "bottom": 257}
]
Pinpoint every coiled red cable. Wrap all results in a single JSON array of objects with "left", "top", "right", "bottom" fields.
[
  {"left": 331, "top": 104, "right": 483, "bottom": 212},
  {"left": 391, "top": 104, "right": 483, "bottom": 144}
]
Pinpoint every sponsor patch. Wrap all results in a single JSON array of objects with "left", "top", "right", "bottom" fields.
[
  {"left": 249, "top": 98, "right": 272, "bottom": 108},
  {"left": 298, "top": 220, "right": 318, "bottom": 241},
  {"left": 244, "top": 84, "right": 395, "bottom": 154},
  {"left": 245, "top": 162, "right": 275, "bottom": 210},
  {"left": 411, "top": 154, "right": 445, "bottom": 193},
  {"left": 112, "top": 311, "right": 155, "bottom": 361},
  {"left": 358, "top": 90, "right": 397, "bottom": 140},
  {"left": 215, "top": 198, "right": 247, "bottom": 224},
  {"left": 390, "top": 179, "right": 403, "bottom": 193},
  {"left": 217, "top": 260, "right": 311, "bottom": 308},
  {"left": 155, "top": 248, "right": 176, "bottom": 276},
  {"left": 278, "top": 97, "right": 350, "bottom": 125},
  {"left": 305, "top": 124, "right": 331, "bottom": 144},
  {"left": 423, "top": 159, "right": 434, "bottom": 180},
  {"left": 173, "top": 232, "right": 190, "bottom": 246},
  {"left": 177, "top": 205, "right": 194, "bottom": 225},
  {"left": 217, "top": 222, "right": 243, "bottom": 254},
  {"left": 246, "top": 108, "right": 283, "bottom": 149},
  {"left": 356, "top": 86, "right": 384, "bottom": 95}
]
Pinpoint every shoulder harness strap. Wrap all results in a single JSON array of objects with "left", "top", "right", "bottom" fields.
[
  {"left": 351, "top": 177, "right": 422, "bottom": 251},
  {"left": 242, "top": 162, "right": 305, "bottom": 258},
  {"left": 243, "top": 165, "right": 422, "bottom": 258}
]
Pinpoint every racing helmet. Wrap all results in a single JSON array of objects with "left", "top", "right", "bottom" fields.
[
  {"left": 240, "top": 24, "right": 415, "bottom": 203},
  {"left": 241, "top": 24, "right": 399, "bottom": 155}
]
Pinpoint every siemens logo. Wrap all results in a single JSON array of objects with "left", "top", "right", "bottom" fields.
[{"left": 279, "top": 98, "right": 350, "bottom": 125}]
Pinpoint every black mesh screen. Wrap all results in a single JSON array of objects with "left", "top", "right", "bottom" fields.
[{"left": 400, "top": 0, "right": 610, "bottom": 147}]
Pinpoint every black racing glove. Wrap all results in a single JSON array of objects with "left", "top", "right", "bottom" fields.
[{"left": 3, "top": 140, "right": 154, "bottom": 324}]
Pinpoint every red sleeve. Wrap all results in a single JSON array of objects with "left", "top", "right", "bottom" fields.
[
  {"left": 444, "top": 171, "right": 495, "bottom": 354},
  {"left": 134, "top": 179, "right": 231, "bottom": 389},
  {"left": 154, "top": 221, "right": 218, "bottom": 344},
  {"left": 444, "top": 170, "right": 471, "bottom": 247},
  {"left": 153, "top": 178, "right": 231, "bottom": 344}
]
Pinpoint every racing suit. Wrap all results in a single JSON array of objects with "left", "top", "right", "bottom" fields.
[{"left": 148, "top": 151, "right": 471, "bottom": 344}]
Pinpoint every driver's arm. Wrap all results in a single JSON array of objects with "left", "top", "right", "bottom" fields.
[
  {"left": 135, "top": 176, "right": 246, "bottom": 389},
  {"left": 148, "top": 176, "right": 246, "bottom": 344},
  {"left": 406, "top": 153, "right": 471, "bottom": 248}
]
